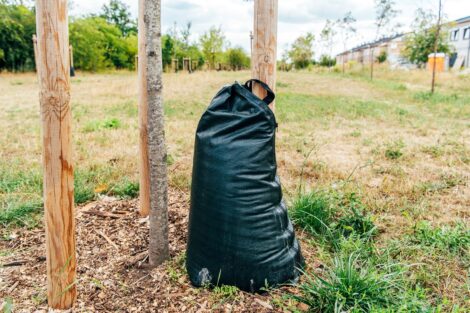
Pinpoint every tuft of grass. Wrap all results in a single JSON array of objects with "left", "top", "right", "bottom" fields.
[
  {"left": 212, "top": 285, "right": 239, "bottom": 302},
  {"left": 385, "top": 140, "right": 405, "bottom": 160},
  {"left": 293, "top": 253, "right": 422, "bottom": 312},
  {"left": 411, "top": 222, "right": 470, "bottom": 257},
  {"left": 290, "top": 190, "right": 334, "bottom": 236},
  {"left": 110, "top": 180, "right": 139, "bottom": 198},
  {"left": 0, "top": 200, "right": 42, "bottom": 227},
  {"left": 290, "top": 190, "right": 377, "bottom": 248},
  {"left": 82, "top": 118, "right": 122, "bottom": 133}
]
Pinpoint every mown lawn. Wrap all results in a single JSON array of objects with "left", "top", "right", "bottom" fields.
[{"left": 1, "top": 67, "right": 469, "bottom": 311}]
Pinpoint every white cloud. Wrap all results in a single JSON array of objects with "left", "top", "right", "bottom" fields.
[{"left": 70, "top": 0, "right": 470, "bottom": 57}]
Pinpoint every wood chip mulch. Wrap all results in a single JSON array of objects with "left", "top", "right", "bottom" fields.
[{"left": 0, "top": 189, "right": 304, "bottom": 312}]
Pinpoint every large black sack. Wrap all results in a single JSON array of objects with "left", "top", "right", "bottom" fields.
[{"left": 186, "top": 79, "right": 304, "bottom": 292}]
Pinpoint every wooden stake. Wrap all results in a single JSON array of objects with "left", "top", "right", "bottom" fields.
[
  {"left": 69, "top": 45, "right": 75, "bottom": 77},
  {"left": 32, "top": 34, "right": 38, "bottom": 72},
  {"left": 138, "top": 0, "right": 150, "bottom": 217},
  {"left": 35, "top": 0, "right": 76, "bottom": 309},
  {"left": 139, "top": 0, "right": 170, "bottom": 267},
  {"left": 252, "top": 0, "right": 278, "bottom": 110}
]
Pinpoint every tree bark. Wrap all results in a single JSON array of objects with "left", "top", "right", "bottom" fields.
[
  {"left": 35, "top": 0, "right": 76, "bottom": 309},
  {"left": 252, "top": 0, "right": 278, "bottom": 110},
  {"left": 139, "top": 0, "right": 169, "bottom": 267}
]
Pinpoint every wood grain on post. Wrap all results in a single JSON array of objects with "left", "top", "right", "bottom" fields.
[
  {"left": 138, "top": 0, "right": 150, "bottom": 217},
  {"left": 252, "top": 0, "right": 278, "bottom": 110},
  {"left": 35, "top": 0, "right": 76, "bottom": 309}
]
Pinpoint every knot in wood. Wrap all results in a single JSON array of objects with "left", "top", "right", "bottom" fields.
[{"left": 40, "top": 89, "right": 71, "bottom": 120}]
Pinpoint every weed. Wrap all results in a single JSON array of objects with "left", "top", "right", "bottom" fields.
[
  {"left": 290, "top": 190, "right": 377, "bottom": 249},
  {"left": 110, "top": 180, "right": 139, "bottom": 198},
  {"left": 412, "top": 222, "right": 470, "bottom": 257},
  {"left": 385, "top": 140, "right": 405, "bottom": 160},
  {"left": 0, "top": 200, "right": 42, "bottom": 227},
  {"left": 290, "top": 191, "right": 334, "bottom": 236},
  {"left": 292, "top": 253, "right": 409, "bottom": 312},
  {"left": 102, "top": 118, "right": 121, "bottom": 129},
  {"left": 212, "top": 285, "right": 239, "bottom": 302}
]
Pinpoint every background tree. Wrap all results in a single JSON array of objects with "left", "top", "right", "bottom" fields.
[
  {"left": 370, "top": 0, "right": 399, "bottom": 79},
  {"left": 224, "top": 47, "right": 250, "bottom": 70},
  {"left": 200, "top": 26, "right": 225, "bottom": 70},
  {"left": 0, "top": 0, "right": 36, "bottom": 71},
  {"left": 101, "top": 0, "right": 137, "bottom": 36},
  {"left": 288, "top": 32, "right": 315, "bottom": 69},
  {"left": 337, "top": 12, "right": 356, "bottom": 73},
  {"left": 320, "top": 20, "right": 337, "bottom": 70},
  {"left": 69, "top": 17, "right": 137, "bottom": 71},
  {"left": 403, "top": 8, "right": 451, "bottom": 67}
]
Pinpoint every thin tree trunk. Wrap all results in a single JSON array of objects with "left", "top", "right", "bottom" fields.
[
  {"left": 139, "top": 0, "right": 169, "bottom": 267},
  {"left": 252, "top": 0, "right": 278, "bottom": 111},
  {"left": 431, "top": 0, "right": 442, "bottom": 94},
  {"left": 35, "top": 0, "right": 76, "bottom": 309},
  {"left": 370, "top": 46, "right": 374, "bottom": 80}
]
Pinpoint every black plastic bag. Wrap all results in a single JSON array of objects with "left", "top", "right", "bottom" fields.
[{"left": 186, "top": 79, "right": 304, "bottom": 292}]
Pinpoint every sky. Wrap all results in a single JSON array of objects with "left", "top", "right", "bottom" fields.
[{"left": 70, "top": 0, "right": 470, "bottom": 57}]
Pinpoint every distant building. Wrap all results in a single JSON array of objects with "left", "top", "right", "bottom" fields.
[
  {"left": 448, "top": 16, "right": 470, "bottom": 69},
  {"left": 336, "top": 15, "right": 470, "bottom": 70}
]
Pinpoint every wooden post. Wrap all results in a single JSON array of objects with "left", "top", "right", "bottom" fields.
[
  {"left": 32, "top": 34, "right": 39, "bottom": 72},
  {"left": 69, "top": 45, "right": 75, "bottom": 77},
  {"left": 252, "top": 0, "right": 278, "bottom": 110},
  {"left": 139, "top": 0, "right": 170, "bottom": 267},
  {"left": 35, "top": 0, "right": 76, "bottom": 309},
  {"left": 138, "top": 0, "right": 150, "bottom": 217}
]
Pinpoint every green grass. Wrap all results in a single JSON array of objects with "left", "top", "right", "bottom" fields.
[
  {"left": 290, "top": 189, "right": 377, "bottom": 249},
  {"left": 411, "top": 222, "right": 470, "bottom": 257},
  {"left": 277, "top": 93, "right": 391, "bottom": 122},
  {"left": 293, "top": 252, "right": 428, "bottom": 313}
]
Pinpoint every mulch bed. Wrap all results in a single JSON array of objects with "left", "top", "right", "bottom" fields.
[{"left": 0, "top": 189, "right": 305, "bottom": 312}]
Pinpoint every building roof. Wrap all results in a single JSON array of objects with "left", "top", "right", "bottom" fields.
[
  {"left": 336, "top": 16, "right": 470, "bottom": 57},
  {"left": 455, "top": 16, "right": 470, "bottom": 24},
  {"left": 336, "top": 33, "right": 404, "bottom": 56}
]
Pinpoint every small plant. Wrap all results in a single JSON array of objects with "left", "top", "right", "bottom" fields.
[
  {"left": 412, "top": 222, "right": 470, "bottom": 256},
  {"left": 290, "top": 190, "right": 377, "bottom": 249},
  {"left": 111, "top": 180, "right": 139, "bottom": 198},
  {"left": 293, "top": 253, "right": 405, "bottom": 312},
  {"left": 102, "top": 118, "right": 121, "bottom": 129},
  {"left": 212, "top": 285, "right": 239, "bottom": 302},
  {"left": 385, "top": 140, "right": 405, "bottom": 160},
  {"left": 290, "top": 191, "right": 334, "bottom": 235}
]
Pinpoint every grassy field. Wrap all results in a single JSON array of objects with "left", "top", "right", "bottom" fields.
[{"left": 1, "top": 67, "right": 469, "bottom": 311}]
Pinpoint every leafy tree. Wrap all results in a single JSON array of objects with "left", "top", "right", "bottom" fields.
[
  {"left": 162, "top": 34, "right": 175, "bottom": 68},
  {"left": 319, "top": 54, "right": 336, "bottom": 67},
  {"left": 200, "top": 26, "right": 225, "bottom": 70},
  {"left": 101, "top": 0, "right": 137, "bottom": 36},
  {"left": 337, "top": 12, "right": 356, "bottom": 73},
  {"left": 377, "top": 51, "right": 387, "bottom": 63},
  {"left": 69, "top": 17, "right": 137, "bottom": 71},
  {"left": 288, "top": 32, "right": 315, "bottom": 69},
  {"left": 69, "top": 18, "right": 110, "bottom": 71},
  {"left": 0, "top": 1, "right": 35, "bottom": 71},
  {"left": 224, "top": 47, "right": 250, "bottom": 70},
  {"left": 320, "top": 20, "right": 337, "bottom": 69},
  {"left": 403, "top": 8, "right": 451, "bottom": 66},
  {"left": 370, "top": 0, "right": 399, "bottom": 79}
]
